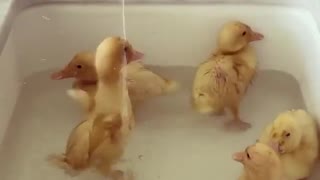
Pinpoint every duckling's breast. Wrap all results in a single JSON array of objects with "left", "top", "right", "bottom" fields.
[{"left": 237, "top": 46, "right": 257, "bottom": 70}]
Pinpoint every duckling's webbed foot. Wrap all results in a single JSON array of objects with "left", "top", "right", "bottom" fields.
[
  {"left": 110, "top": 170, "right": 125, "bottom": 180},
  {"left": 225, "top": 104, "right": 251, "bottom": 131},
  {"left": 225, "top": 120, "right": 251, "bottom": 131},
  {"left": 211, "top": 108, "right": 225, "bottom": 116}
]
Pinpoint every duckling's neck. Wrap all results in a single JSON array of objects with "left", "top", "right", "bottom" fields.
[
  {"left": 95, "top": 75, "right": 128, "bottom": 113},
  {"left": 245, "top": 169, "right": 277, "bottom": 180},
  {"left": 98, "top": 66, "right": 122, "bottom": 83},
  {"left": 244, "top": 163, "right": 282, "bottom": 180},
  {"left": 215, "top": 45, "right": 249, "bottom": 56},
  {"left": 77, "top": 79, "right": 97, "bottom": 85}
]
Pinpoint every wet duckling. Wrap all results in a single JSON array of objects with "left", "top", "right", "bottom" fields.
[
  {"left": 259, "top": 109, "right": 319, "bottom": 180},
  {"left": 233, "top": 142, "right": 287, "bottom": 180},
  {"left": 51, "top": 50, "right": 178, "bottom": 112},
  {"left": 48, "top": 37, "right": 140, "bottom": 177},
  {"left": 192, "top": 21, "right": 264, "bottom": 130}
]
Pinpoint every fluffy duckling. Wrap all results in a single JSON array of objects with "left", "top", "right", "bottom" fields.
[
  {"left": 192, "top": 21, "right": 263, "bottom": 130},
  {"left": 47, "top": 113, "right": 122, "bottom": 176},
  {"left": 51, "top": 51, "right": 97, "bottom": 83},
  {"left": 51, "top": 51, "right": 178, "bottom": 112},
  {"left": 233, "top": 142, "right": 287, "bottom": 180},
  {"left": 48, "top": 37, "right": 141, "bottom": 177},
  {"left": 89, "top": 36, "right": 141, "bottom": 176},
  {"left": 51, "top": 51, "right": 97, "bottom": 111},
  {"left": 259, "top": 109, "right": 319, "bottom": 180},
  {"left": 121, "top": 60, "right": 179, "bottom": 106}
]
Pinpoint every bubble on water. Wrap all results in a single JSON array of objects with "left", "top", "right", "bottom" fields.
[
  {"left": 40, "top": 58, "right": 47, "bottom": 62},
  {"left": 138, "top": 154, "right": 144, "bottom": 160},
  {"left": 21, "top": 82, "right": 27, "bottom": 86},
  {"left": 41, "top": 16, "right": 51, "bottom": 21}
]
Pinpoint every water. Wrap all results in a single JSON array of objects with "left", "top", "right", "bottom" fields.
[{"left": 0, "top": 65, "right": 314, "bottom": 180}]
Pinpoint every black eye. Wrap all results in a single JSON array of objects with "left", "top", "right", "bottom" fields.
[
  {"left": 247, "top": 152, "right": 251, "bottom": 159},
  {"left": 242, "top": 31, "right": 246, "bottom": 36},
  {"left": 76, "top": 65, "right": 82, "bottom": 69},
  {"left": 124, "top": 47, "right": 128, "bottom": 51},
  {"left": 286, "top": 133, "right": 291, "bottom": 137}
]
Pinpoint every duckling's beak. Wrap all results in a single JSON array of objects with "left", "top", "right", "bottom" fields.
[
  {"left": 126, "top": 49, "right": 144, "bottom": 62},
  {"left": 249, "top": 30, "right": 264, "bottom": 42},
  {"left": 268, "top": 141, "right": 281, "bottom": 154},
  {"left": 124, "top": 40, "right": 144, "bottom": 62},
  {"left": 50, "top": 69, "right": 74, "bottom": 80},
  {"left": 232, "top": 151, "right": 245, "bottom": 162}
]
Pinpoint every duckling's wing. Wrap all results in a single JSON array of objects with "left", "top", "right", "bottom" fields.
[
  {"left": 126, "top": 66, "right": 176, "bottom": 101},
  {"left": 66, "top": 120, "right": 91, "bottom": 151},
  {"left": 65, "top": 122, "right": 91, "bottom": 169},
  {"left": 194, "top": 56, "right": 238, "bottom": 96},
  {"left": 89, "top": 113, "right": 122, "bottom": 154}
]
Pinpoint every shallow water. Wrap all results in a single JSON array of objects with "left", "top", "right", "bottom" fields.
[{"left": 0, "top": 65, "right": 317, "bottom": 180}]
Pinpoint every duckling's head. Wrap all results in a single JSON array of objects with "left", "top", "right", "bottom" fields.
[
  {"left": 217, "top": 21, "right": 264, "bottom": 53},
  {"left": 51, "top": 51, "right": 97, "bottom": 82},
  {"left": 95, "top": 36, "right": 144, "bottom": 80},
  {"left": 233, "top": 142, "right": 280, "bottom": 172},
  {"left": 268, "top": 110, "right": 303, "bottom": 154}
]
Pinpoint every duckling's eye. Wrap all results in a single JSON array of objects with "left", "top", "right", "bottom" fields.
[
  {"left": 76, "top": 65, "right": 82, "bottom": 69},
  {"left": 242, "top": 31, "right": 247, "bottom": 36},
  {"left": 247, "top": 152, "right": 251, "bottom": 159},
  {"left": 124, "top": 47, "right": 128, "bottom": 51},
  {"left": 286, "top": 133, "right": 291, "bottom": 137}
]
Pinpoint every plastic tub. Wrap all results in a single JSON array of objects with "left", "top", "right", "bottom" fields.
[{"left": 0, "top": 1, "right": 320, "bottom": 180}]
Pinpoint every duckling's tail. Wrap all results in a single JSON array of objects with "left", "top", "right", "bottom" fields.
[
  {"left": 67, "top": 89, "right": 94, "bottom": 112},
  {"left": 47, "top": 154, "right": 79, "bottom": 176},
  {"left": 47, "top": 153, "right": 68, "bottom": 169},
  {"left": 163, "top": 78, "right": 180, "bottom": 94}
]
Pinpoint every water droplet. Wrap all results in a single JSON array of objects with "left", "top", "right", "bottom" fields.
[{"left": 41, "top": 16, "right": 51, "bottom": 21}]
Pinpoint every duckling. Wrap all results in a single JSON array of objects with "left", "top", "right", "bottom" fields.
[
  {"left": 233, "top": 142, "right": 287, "bottom": 180},
  {"left": 51, "top": 51, "right": 178, "bottom": 112},
  {"left": 51, "top": 51, "right": 97, "bottom": 111},
  {"left": 192, "top": 21, "right": 264, "bottom": 130},
  {"left": 51, "top": 51, "right": 97, "bottom": 89},
  {"left": 48, "top": 37, "right": 141, "bottom": 177},
  {"left": 90, "top": 36, "right": 140, "bottom": 176},
  {"left": 122, "top": 60, "right": 179, "bottom": 106},
  {"left": 47, "top": 113, "right": 122, "bottom": 176},
  {"left": 258, "top": 109, "right": 319, "bottom": 180}
]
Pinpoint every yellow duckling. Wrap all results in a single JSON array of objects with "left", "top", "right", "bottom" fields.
[
  {"left": 51, "top": 51, "right": 178, "bottom": 112},
  {"left": 192, "top": 21, "right": 264, "bottom": 130},
  {"left": 233, "top": 142, "right": 287, "bottom": 180},
  {"left": 258, "top": 109, "right": 319, "bottom": 180},
  {"left": 51, "top": 51, "right": 97, "bottom": 112},
  {"left": 47, "top": 113, "right": 122, "bottom": 176},
  {"left": 122, "top": 60, "right": 179, "bottom": 106},
  {"left": 48, "top": 37, "right": 140, "bottom": 177},
  {"left": 88, "top": 36, "right": 140, "bottom": 176}
]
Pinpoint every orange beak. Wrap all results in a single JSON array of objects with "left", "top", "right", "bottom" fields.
[
  {"left": 249, "top": 30, "right": 264, "bottom": 42},
  {"left": 126, "top": 49, "right": 144, "bottom": 62},
  {"left": 124, "top": 40, "right": 144, "bottom": 63},
  {"left": 267, "top": 141, "right": 280, "bottom": 153},
  {"left": 50, "top": 69, "right": 75, "bottom": 80},
  {"left": 232, "top": 151, "right": 245, "bottom": 162}
]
